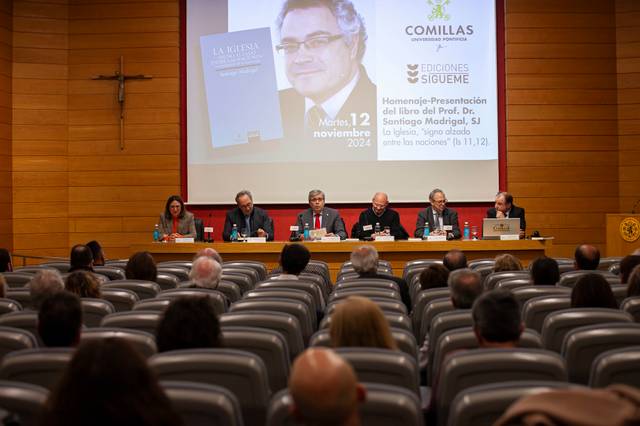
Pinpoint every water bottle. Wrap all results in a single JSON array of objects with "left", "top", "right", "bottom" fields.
[
  {"left": 303, "top": 223, "right": 310, "bottom": 240},
  {"left": 230, "top": 224, "right": 238, "bottom": 242},
  {"left": 463, "top": 221, "right": 470, "bottom": 240},
  {"left": 153, "top": 224, "right": 160, "bottom": 242},
  {"left": 423, "top": 222, "right": 430, "bottom": 238},
  {"left": 374, "top": 222, "right": 381, "bottom": 234}
]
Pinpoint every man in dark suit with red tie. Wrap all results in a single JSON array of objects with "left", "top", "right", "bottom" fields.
[{"left": 296, "top": 189, "right": 347, "bottom": 240}]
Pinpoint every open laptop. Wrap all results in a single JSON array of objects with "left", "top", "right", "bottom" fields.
[{"left": 482, "top": 218, "right": 521, "bottom": 240}]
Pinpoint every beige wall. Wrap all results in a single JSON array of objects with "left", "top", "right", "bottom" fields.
[{"left": 3, "top": 0, "right": 638, "bottom": 259}]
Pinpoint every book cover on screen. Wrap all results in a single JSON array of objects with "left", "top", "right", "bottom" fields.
[{"left": 200, "top": 27, "right": 283, "bottom": 148}]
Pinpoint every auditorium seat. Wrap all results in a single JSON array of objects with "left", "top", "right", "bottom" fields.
[
  {"left": 93, "top": 265, "right": 126, "bottom": 281},
  {"left": 80, "top": 327, "right": 157, "bottom": 358},
  {"left": 220, "top": 311, "right": 304, "bottom": 360},
  {"left": 335, "top": 278, "right": 400, "bottom": 293},
  {"left": 495, "top": 278, "right": 531, "bottom": 291},
  {"left": 5, "top": 290, "right": 33, "bottom": 310},
  {"left": 337, "top": 268, "right": 392, "bottom": 282},
  {"left": 474, "top": 265, "right": 494, "bottom": 284},
  {"left": 610, "top": 284, "right": 628, "bottom": 305},
  {"left": 100, "top": 311, "right": 162, "bottom": 335},
  {"left": 561, "top": 323, "right": 640, "bottom": 384},
  {"left": 329, "top": 288, "right": 401, "bottom": 303},
  {"left": 0, "top": 312, "right": 39, "bottom": 345},
  {"left": 105, "top": 259, "right": 128, "bottom": 269},
  {"left": 298, "top": 272, "right": 331, "bottom": 300},
  {"left": 102, "top": 280, "right": 161, "bottom": 300},
  {"left": 244, "top": 288, "right": 317, "bottom": 320},
  {"left": 100, "top": 287, "right": 139, "bottom": 312},
  {"left": 598, "top": 257, "right": 623, "bottom": 271},
  {"left": 557, "top": 270, "right": 620, "bottom": 288},
  {"left": 161, "top": 380, "right": 243, "bottom": 426},
  {"left": 39, "top": 262, "right": 70, "bottom": 273},
  {"left": 484, "top": 271, "right": 530, "bottom": 290},
  {"left": 325, "top": 297, "right": 407, "bottom": 316},
  {"left": 425, "top": 310, "right": 473, "bottom": 383},
  {"left": 403, "top": 259, "right": 442, "bottom": 284},
  {"left": 256, "top": 280, "right": 325, "bottom": 310},
  {"left": 429, "top": 327, "right": 543, "bottom": 388},
  {"left": 435, "top": 348, "right": 567, "bottom": 426},
  {"left": 80, "top": 298, "right": 116, "bottom": 327},
  {"left": 467, "top": 259, "right": 495, "bottom": 270},
  {"left": 0, "top": 380, "right": 48, "bottom": 426},
  {"left": 511, "top": 286, "right": 571, "bottom": 306},
  {"left": 0, "top": 298, "right": 22, "bottom": 316},
  {"left": 221, "top": 326, "right": 290, "bottom": 392},
  {"left": 266, "top": 382, "right": 424, "bottom": 426},
  {"left": 230, "top": 298, "right": 314, "bottom": 344},
  {"left": 0, "top": 326, "right": 38, "bottom": 360},
  {"left": 589, "top": 346, "right": 640, "bottom": 388},
  {"left": 621, "top": 296, "right": 640, "bottom": 322},
  {"left": 418, "top": 298, "right": 454, "bottom": 345},
  {"left": 155, "top": 272, "right": 179, "bottom": 290},
  {"left": 150, "top": 348, "right": 271, "bottom": 426},
  {"left": 412, "top": 288, "right": 450, "bottom": 334},
  {"left": 221, "top": 273, "right": 253, "bottom": 294},
  {"left": 158, "top": 260, "right": 193, "bottom": 270},
  {"left": 132, "top": 297, "right": 173, "bottom": 312},
  {"left": 222, "top": 267, "right": 259, "bottom": 286},
  {"left": 159, "top": 288, "right": 228, "bottom": 316},
  {"left": 609, "top": 263, "right": 621, "bottom": 275},
  {"left": 447, "top": 381, "right": 580, "bottom": 426},
  {"left": 14, "top": 267, "right": 50, "bottom": 275},
  {"left": 157, "top": 266, "right": 190, "bottom": 282},
  {"left": 522, "top": 295, "right": 572, "bottom": 333},
  {"left": 1, "top": 272, "right": 33, "bottom": 288},
  {"left": 541, "top": 308, "right": 633, "bottom": 353},
  {"left": 343, "top": 259, "right": 391, "bottom": 270},
  {"left": 223, "top": 260, "right": 267, "bottom": 282},
  {"left": 217, "top": 280, "right": 242, "bottom": 303},
  {"left": 335, "top": 347, "right": 420, "bottom": 395},
  {"left": 0, "top": 348, "right": 74, "bottom": 390}
]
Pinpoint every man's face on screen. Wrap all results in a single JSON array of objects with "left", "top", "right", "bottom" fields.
[
  {"left": 309, "top": 195, "right": 325, "bottom": 214},
  {"left": 280, "top": 6, "right": 359, "bottom": 104}
]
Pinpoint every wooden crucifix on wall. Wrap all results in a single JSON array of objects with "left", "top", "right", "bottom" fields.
[{"left": 91, "top": 56, "right": 152, "bottom": 150}]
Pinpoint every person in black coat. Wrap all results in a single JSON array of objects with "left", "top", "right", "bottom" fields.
[
  {"left": 486, "top": 192, "right": 526, "bottom": 238},
  {"left": 353, "top": 192, "right": 409, "bottom": 240},
  {"left": 222, "top": 190, "right": 274, "bottom": 241}
]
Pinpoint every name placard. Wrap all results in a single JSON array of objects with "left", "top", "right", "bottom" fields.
[
  {"left": 246, "top": 237, "right": 267, "bottom": 243},
  {"left": 499, "top": 235, "right": 519, "bottom": 241},
  {"left": 426, "top": 235, "right": 447, "bottom": 242},
  {"left": 175, "top": 237, "right": 195, "bottom": 243},
  {"left": 320, "top": 236, "right": 341, "bottom": 242},
  {"left": 374, "top": 235, "right": 395, "bottom": 242},
  {"left": 203, "top": 227, "right": 214, "bottom": 233}
]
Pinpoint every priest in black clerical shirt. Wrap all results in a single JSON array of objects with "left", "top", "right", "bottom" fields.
[{"left": 352, "top": 192, "right": 409, "bottom": 240}]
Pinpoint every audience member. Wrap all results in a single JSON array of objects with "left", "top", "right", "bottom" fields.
[
  {"left": 38, "top": 291, "right": 82, "bottom": 347},
  {"left": 41, "top": 338, "right": 183, "bottom": 426},
  {"left": 125, "top": 251, "right": 157, "bottom": 282},
  {"left": 86, "top": 240, "right": 105, "bottom": 266},
  {"left": 330, "top": 296, "right": 397, "bottom": 350},
  {"left": 0, "top": 275, "right": 6, "bottom": 298},
  {"left": 449, "top": 268, "right": 484, "bottom": 309},
  {"left": 530, "top": 256, "right": 560, "bottom": 285},
  {"left": 193, "top": 247, "right": 223, "bottom": 264},
  {"left": 65, "top": 271, "right": 101, "bottom": 298},
  {"left": 289, "top": 348, "right": 366, "bottom": 426},
  {"left": 472, "top": 289, "right": 523, "bottom": 348},
  {"left": 350, "top": 245, "right": 411, "bottom": 310},
  {"left": 443, "top": 249, "right": 467, "bottom": 271},
  {"left": 188, "top": 256, "right": 222, "bottom": 289},
  {"left": 493, "top": 253, "right": 523, "bottom": 272},
  {"left": 574, "top": 244, "right": 600, "bottom": 270},
  {"left": 627, "top": 265, "right": 640, "bottom": 298},
  {"left": 272, "top": 243, "right": 311, "bottom": 280},
  {"left": 571, "top": 273, "right": 618, "bottom": 309},
  {"left": 418, "top": 263, "right": 450, "bottom": 290},
  {"left": 619, "top": 254, "right": 640, "bottom": 284},
  {"left": 29, "top": 269, "right": 65, "bottom": 310},
  {"left": 156, "top": 296, "right": 223, "bottom": 353},
  {"left": 69, "top": 244, "right": 94, "bottom": 273},
  {"left": 0, "top": 248, "right": 12, "bottom": 272}
]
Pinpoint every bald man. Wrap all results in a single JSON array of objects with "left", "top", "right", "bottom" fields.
[
  {"left": 352, "top": 192, "right": 409, "bottom": 240},
  {"left": 574, "top": 244, "right": 600, "bottom": 270},
  {"left": 289, "top": 348, "right": 366, "bottom": 426}
]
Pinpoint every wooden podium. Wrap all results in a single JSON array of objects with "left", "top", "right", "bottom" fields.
[{"left": 606, "top": 214, "right": 640, "bottom": 256}]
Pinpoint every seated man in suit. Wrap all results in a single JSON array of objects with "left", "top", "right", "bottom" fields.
[
  {"left": 222, "top": 190, "right": 274, "bottom": 241},
  {"left": 486, "top": 192, "right": 526, "bottom": 238},
  {"left": 352, "top": 192, "right": 409, "bottom": 240},
  {"left": 414, "top": 188, "right": 461, "bottom": 240},
  {"left": 296, "top": 189, "right": 347, "bottom": 240}
]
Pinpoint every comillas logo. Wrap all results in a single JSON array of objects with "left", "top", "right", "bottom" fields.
[
  {"left": 428, "top": 0, "right": 451, "bottom": 21},
  {"left": 406, "top": 0, "right": 474, "bottom": 42}
]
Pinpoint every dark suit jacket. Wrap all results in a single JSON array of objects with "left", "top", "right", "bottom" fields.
[
  {"left": 353, "top": 207, "right": 409, "bottom": 240},
  {"left": 279, "top": 66, "right": 377, "bottom": 162},
  {"left": 414, "top": 207, "right": 461, "bottom": 240},
  {"left": 357, "top": 272, "right": 411, "bottom": 312},
  {"left": 486, "top": 205, "right": 526, "bottom": 231},
  {"left": 296, "top": 207, "right": 347, "bottom": 240},
  {"left": 222, "top": 206, "right": 274, "bottom": 241}
]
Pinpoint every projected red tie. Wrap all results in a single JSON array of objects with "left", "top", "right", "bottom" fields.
[{"left": 314, "top": 214, "right": 321, "bottom": 230}]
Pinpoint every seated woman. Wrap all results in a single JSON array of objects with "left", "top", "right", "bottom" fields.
[
  {"left": 65, "top": 271, "right": 101, "bottom": 298},
  {"left": 329, "top": 296, "right": 397, "bottom": 350},
  {"left": 125, "top": 251, "right": 157, "bottom": 282},
  {"left": 493, "top": 253, "right": 523, "bottom": 272},
  {"left": 158, "top": 195, "right": 196, "bottom": 241},
  {"left": 156, "top": 296, "right": 223, "bottom": 352},
  {"left": 626, "top": 264, "right": 640, "bottom": 298},
  {"left": 40, "top": 338, "right": 183, "bottom": 426},
  {"left": 571, "top": 273, "right": 618, "bottom": 309}
]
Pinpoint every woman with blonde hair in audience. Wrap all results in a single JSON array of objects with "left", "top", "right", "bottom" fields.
[
  {"left": 65, "top": 271, "right": 101, "bottom": 298},
  {"left": 330, "top": 296, "right": 397, "bottom": 350},
  {"left": 626, "top": 264, "right": 640, "bottom": 298},
  {"left": 493, "top": 253, "right": 523, "bottom": 272},
  {"left": 40, "top": 338, "right": 183, "bottom": 426}
]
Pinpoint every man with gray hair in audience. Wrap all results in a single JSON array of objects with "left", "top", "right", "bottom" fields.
[
  {"left": 188, "top": 256, "right": 222, "bottom": 290},
  {"left": 350, "top": 245, "right": 410, "bottom": 310},
  {"left": 29, "top": 269, "right": 65, "bottom": 310},
  {"left": 193, "top": 247, "right": 223, "bottom": 265}
]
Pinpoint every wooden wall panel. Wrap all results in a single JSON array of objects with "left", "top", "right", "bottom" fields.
[
  {"left": 505, "top": 0, "right": 618, "bottom": 257},
  {"left": 0, "top": 0, "right": 11, "bottom": 249},
  {"left": 67, "top": 0, "right": 179, "bottom": 259},
  {"left": 12, "top": 0, "right": 69, "bottom": 259},
  {"left": 617, "top": 0, "right": 640, "bottom": 213}
]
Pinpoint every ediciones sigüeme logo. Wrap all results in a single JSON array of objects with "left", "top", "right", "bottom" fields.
[
  {"left": 406, "top": 64, "right": 419, "bottom": 84},
  {"left": 428, "top": 0, "right": 451, "bottom": 21}
]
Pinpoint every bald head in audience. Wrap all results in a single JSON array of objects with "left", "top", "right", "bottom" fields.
[
  {"left": 443, "top": 249, "right": 467, "bottom": 271},
  {"left": 189, "top": 256, "right": 222, "bottom": 289},
  {"left": 289, "top": 348, "right": 366, "bottom": 426},
  {"left": 449, "top": 268, "right": 483, "bottom": 309},
  {"left": 574, "top": 244, "right": 600, "bottom": 270}
]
